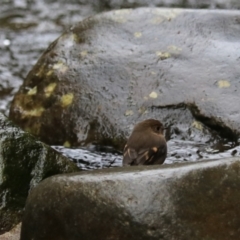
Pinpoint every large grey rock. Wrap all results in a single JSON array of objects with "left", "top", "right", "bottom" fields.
[
  {"left": 9, "top": 8, "right": 240, "bottom": 150},
  {"left": 0, "top": 113, "right": 79, "bottom": 234},
  {"left": 1, "top": 0, "right": 240, "bottom": 117},
  {"left": 21, "top": 157, "right": 240, "bottom": 240}
]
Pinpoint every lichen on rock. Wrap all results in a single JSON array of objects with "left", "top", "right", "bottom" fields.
[{"left": 9, "top": 8, "right": 240, "bottom": 151}]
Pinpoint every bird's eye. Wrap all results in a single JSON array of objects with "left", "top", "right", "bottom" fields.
[{"left": 156, "top": 126, "right": 160, "bottom": 131}]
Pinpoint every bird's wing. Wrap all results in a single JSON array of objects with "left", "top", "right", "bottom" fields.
[
  {"left": 123, "top": 144, "right": 167, "bottom": 166},
  {"left": 123, "top": 132, "right": 167, "bottom": 166},
  {"left": 143, "top": 143, "right": 167, "bottom": 165},
  {"left": 123, "top": 145, "right": 138, "bottom": 165}
]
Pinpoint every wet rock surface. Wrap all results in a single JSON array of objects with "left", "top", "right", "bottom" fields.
[
  {"left": 20, "top": 157, "right": 240, "bottom": 240},
  {"left": 1, "top": 1, "right": 240, "bottom": 116},
  {"left": 0, "top": 0, "right": 97, "bottom": 116},
  {"left": 9, "top": 8, "right": 240, "bottom": 154},
  {"left": 0, "top": 113, "right": 79, "bottom": 234},
  {"left": 1, "top": 0, "right": 204, "bottom": 116}
]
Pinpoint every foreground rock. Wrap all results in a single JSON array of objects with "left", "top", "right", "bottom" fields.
[
  {"left": 21, "top": 157, "right": 240, "bottom": 240},
  {"left": 9, "top": 8, "right": 240, "bottom": 150},
  {"left": 0, "top": 113, "right": 79, "bottom": 234}
]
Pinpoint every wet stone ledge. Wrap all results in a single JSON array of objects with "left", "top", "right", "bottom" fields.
[{"left": 21, "top": 157, "right": 240, "bottom": 240}]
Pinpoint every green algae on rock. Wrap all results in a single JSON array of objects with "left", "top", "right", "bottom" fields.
[{"left": 0, "top": 113, "right": 79, "bottom": 234}]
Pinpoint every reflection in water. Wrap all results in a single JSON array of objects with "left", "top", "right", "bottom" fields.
[{"left": 52, "top": 139, "right": 240, "bottom": 171}]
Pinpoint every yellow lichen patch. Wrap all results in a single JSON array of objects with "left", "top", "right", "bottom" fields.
[
  {"left": 152, "top": 8, "right": 182, "bottom": 21},
  {"left": 63, "top": 141, "right": 71, "bottom": 148},
  {"left": 53, "top": 61, "right": 68, "bottom": 74},
  {"left": 44, "top": 83, "right": 57, "bottom": 98},
  {"left": 156, "top": 51, "right": 171, "bottom": 60},
  {"left": 80, "top": 50, "right": 88, "bottom": 57},
  {"left": 151, "top": 16, "right": 164, "bottom": 24},
  {"left": 149, "top": 91, "right": 158, "bottom": 99},
  {"left": 115, "top": 9, "right": 132, "bottom": 15},
  {"left": 53, "top": 61, "right": 64, "bottom": 70},
  {"left": 60, "top": 93, "right": 74, "bottom": 107},
  {"left": 71, "top": 33, "right": 79, "bottom": 43},
  {"left": 192, "top": 121, "right": 203, "bottom": 131},
  {"left": 60, "top": 33, "right": 78, "bottom": 44},
  {"left": 134, "top": 32, "right": 142, "bottom": 38},
  {"left": 35, "top": 64, "right": 45, "bottom": 77},
  {"left": 27, "top": 86, "right": 37, "bottom": 96},
  {"left": 168, "top": 45, "right": 182, "bottom": 54},
  {"left": 218, "top": 80, "right": 230, "bottom": 88},
  {"left": 125, "top": 110, "right": 134, "bottom": 116},
  {"left": 112, "top": 9, "right": 132, "bottom": 23},
  {"left": 151, "top": 71, "right": 156, "bottom": 75},
  {"left": 46, "top": 69, "right": 54, "bottom": 76},
  {"left": 22, "top": 107, "right": 45, "bottom": 118},
  {"left": 114, "top": 17, "right": 125, "bottom": 23},
  {"left": 138, "top": 107, "right": 148, "bottom": 114}
]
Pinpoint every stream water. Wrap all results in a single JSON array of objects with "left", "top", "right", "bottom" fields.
[{"left": 52, "top": 139, "right": 240, "bottom": 170}]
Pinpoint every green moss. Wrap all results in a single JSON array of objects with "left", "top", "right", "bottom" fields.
[{"left": 0, "top": 114, "right": 79, "bottom": 234}]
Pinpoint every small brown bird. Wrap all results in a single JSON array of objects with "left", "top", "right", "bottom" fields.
[{"left": 123, "top": 119, "right": 167, "bottom": 166}]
